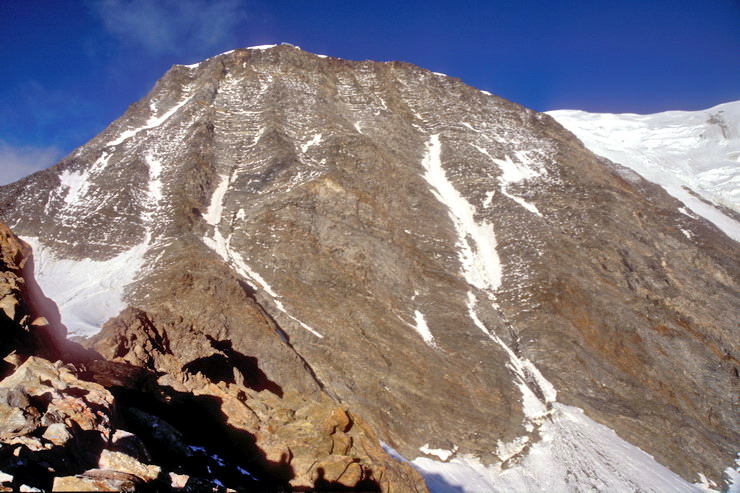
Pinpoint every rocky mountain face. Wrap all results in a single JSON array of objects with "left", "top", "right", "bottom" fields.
[{"left": 0, "top": 44, "right": 737, "bottom": 491}]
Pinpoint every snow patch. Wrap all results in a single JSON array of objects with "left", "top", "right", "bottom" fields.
[
  {"left": 203, "top": 174, "right": 230, "bottom": 226},
  {"left": 59, "top": 169, "right": 88, "bottom": 205},
  {"left": 22, "top": 237, "right": 149, "bottom": 337},
  {"left": 57, "top": 153, "right": 112, "bottom": 209},
  {"left": 420, "top": 134, "right": 502, "bottom": 291},
  {"left": 473, "top": 146, "right": 542, "bottom": 216},
  {"left": 410, "top": 403, "right": 706, "bottom": 492},
  {"left": 725, "top": 455, "right": 740, "bottom": 493},
  {"left": 412, "top": 310, "right": 435, "bottom": 346},
  {"left": 419, "top": 444, "right": 457, "bottom": 461},
  {"left": 142, "top": 153, "right": 163, "bottom": 223},
  {"left": 482, "top": 190, "right": 495, "bottom": 208},
  {"left": 247, "top": 44, "right": 276, "bottom": 50},
  {"left": 108, "top": 91, "right": 195, "bottom": 146},
  {"left": 301, "top": 133, "right": 322, "bottom": 153}
]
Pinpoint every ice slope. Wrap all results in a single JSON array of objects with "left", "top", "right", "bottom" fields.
[
  {"left": 548, "top": 101, "right": 740, "bottom": 241},
  {"left": 386, "top": 404, "right": 716, "bottom": 493},
  {"left": 22, "top": 236, "right": 148, "bottom": 337}
]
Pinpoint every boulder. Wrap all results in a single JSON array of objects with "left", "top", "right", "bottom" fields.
[
  {"left": 52, "top": 469, "right": 142, "bottom": 492},
  {"left": 98, "top": 449, "right": 161, "bottom": 482}
]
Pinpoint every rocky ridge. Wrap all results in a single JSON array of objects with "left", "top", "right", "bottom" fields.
[{"left": 0, "top": 44, "right": 737, "bottom": 490}]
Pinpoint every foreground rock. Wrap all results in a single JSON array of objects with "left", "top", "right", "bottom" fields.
[{"left": 87, "top": 307, "right": 426, "bottom": 491}]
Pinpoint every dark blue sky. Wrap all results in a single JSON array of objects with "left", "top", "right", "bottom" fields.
[{"left": 1, "top": 0, "right": 739, "bottom": 184}]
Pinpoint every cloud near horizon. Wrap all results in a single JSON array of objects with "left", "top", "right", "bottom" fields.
[
  {"left": 93, "top": 0, "right": 248, "bottom": 56},
  {"left": 0, "top": 141, "right": 63, "bottom": 186}
]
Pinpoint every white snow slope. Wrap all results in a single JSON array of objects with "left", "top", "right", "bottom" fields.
[
  {"left": 548, "top": 101, "right": 740, "bottom": 241},
  {"left": 22, "top": 237, "right": 148, "bottom": 338}
]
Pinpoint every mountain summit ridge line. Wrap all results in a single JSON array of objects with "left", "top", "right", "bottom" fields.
[{"left": 0, "top": 44, "right": 737, "bottom": 491}]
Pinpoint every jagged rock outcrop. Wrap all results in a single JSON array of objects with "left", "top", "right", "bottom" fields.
[
  {"left": 0, "top": 223, "right": 58, "bottom": 365},
  {"left": 0, "top": 45, "right": 737, "bottom": 490},
  {"left": 86, "top": 306, "right": 426, "bottom": 491}
]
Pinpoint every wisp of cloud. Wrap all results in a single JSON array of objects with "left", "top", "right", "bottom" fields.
[
  {"left": 93, "top": 0, "right": 248, "bottom": 56},
  {"left": 0, "top": 140, "right": 62, "bottom": 186}
]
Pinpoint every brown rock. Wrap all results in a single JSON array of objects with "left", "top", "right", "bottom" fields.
[
  {"left": 52, "top": 469, "right": 142, "bottom": 492},
  {"left": 42, "top": 423, "right": 73, "bottom": 446},
  {"left": 0, "top": 387, "right": 38, "bottom": 438},
  {"left": 325, "top": 407, "right": 352, "bottom": 434},
  {"left": 331, "top": 431, "right": 353, "bottom": 455},
  {"left": 169, "top": 472, "right": 189, "bottom": 489},
  {"left": 109, "top": 429, "right": 151, "bottom": 463},
  {"left": 98, "top": 449, "right": 161, "bottom": 482}
]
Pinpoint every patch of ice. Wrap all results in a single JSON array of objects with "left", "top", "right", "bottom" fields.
[
  {"left": 203, "top": 174, "right": 230, "bottom": 226},
  {"left": 410, "top": 404, "right": 707, "bottom": 493},
  {"left": 301, "top": 133, "right": 322, "bottom": 153},
  {"left": 421, "top": 134, "right": 502, "bottom": 291},
  {"left": 481, "top": 90, "right": 492, "bottom": 96},
  {"left": 473, "top": 146, "right": 542, "bottom": 216},
  {"left": 108, "top": 92, "right": 195, "bottom": 147},
  {"left": 247, "top": 45, "right": 276, "bottom": 50},
  {"left": 412, "top": 310, "right": 435, "bottom": 346},
  {"left": 433, "top": 72, "right": 447, "bottom": 77},
  {"left": 22, "top": 236, "right": 149, "bottom": 337},
  {"left": 419, "top": 444, "right": 457, "bottom": 461}
]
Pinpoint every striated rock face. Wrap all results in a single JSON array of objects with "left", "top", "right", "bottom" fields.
[{"left": 0, "top": 45, "right": 737, "bottom": 490}]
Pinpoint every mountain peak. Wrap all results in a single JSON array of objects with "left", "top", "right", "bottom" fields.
[{"left": 0, "top": 49, "right": 737, "bottom": 491}]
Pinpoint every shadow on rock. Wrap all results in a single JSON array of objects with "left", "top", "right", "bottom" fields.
[
  {"left": 100, "top": 361, "right": 293, "bottom": 491},
  {"left": 310, "top": 466, "right": 381, "bottom": 492},
  {"left": 182, "top": 335, "right": 283, "bottom": 397}
]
